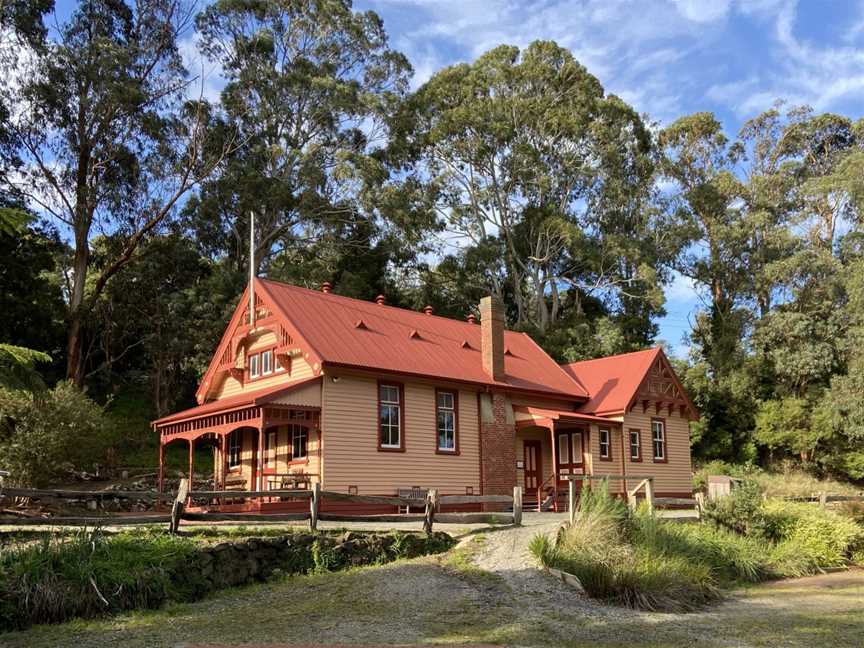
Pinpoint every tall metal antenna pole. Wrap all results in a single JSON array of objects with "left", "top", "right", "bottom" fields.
[{"left": 249, "top": 211, "right": 255, "bottom": 327}]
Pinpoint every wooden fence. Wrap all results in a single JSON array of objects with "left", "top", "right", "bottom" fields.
[
  {"left": 0, "top": 481, "right": 524, "bottom": 534},
  {"left": 562, "top": 475, "right": 701, "bottom": 523}
]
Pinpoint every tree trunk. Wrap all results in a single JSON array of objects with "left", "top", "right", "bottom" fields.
[{"left": 65, "top": 223, "right": 91, "bottom": 387}]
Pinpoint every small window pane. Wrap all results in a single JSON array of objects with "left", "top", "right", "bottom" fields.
[
  {"left": 228, "top": 431, "right": 242, "bottom": 468},
  {"left": 571, "top": 433, "right": 583, "bottom": 460},
  {"left": 249, "top": 354, "right": 260, "bottom": 378},
  {"left": 599, "top": 428, "right": 610, "bottom": 458},
  {"left": 558, "top": 434, "right": 570, "bottom": 464},
  {"left": 291, "top": 424, "right": 308, "bottom": 459},
  {"left": 380, "top": 385, "right": 399, "bottom": 404},
  {"left": 262, "top": 350, "right": 273, "bottom": 374},
  {"left": 437, "top": 392, "right": 454, "bottom": 409}
]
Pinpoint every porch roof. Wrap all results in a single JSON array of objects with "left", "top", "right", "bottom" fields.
[
  {"left": 513, "top": 405, "right": 621, "bottom": 428},
  {"left": 152, "top": 376, "right": 321, "bottom": 427}
]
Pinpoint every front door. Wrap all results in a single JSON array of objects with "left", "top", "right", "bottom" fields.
[
  {"left": 557, "top": 429, "right": 586, "bottom": 488},
  {"left": 523, "top": 440, "right": 542, "bottom": 493}
]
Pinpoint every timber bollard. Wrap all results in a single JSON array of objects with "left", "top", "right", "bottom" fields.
[
  {"left": 423, "top": 488, "right": 439, "bottom": 534},
  {"left": 169, "top": 478, "right": 189, "bottom": 534},
  {"left": 513, "top": 486, "right": 523, "bottom": 526},
  {"left": 310, "top": 482, "right": 320, "bottom": 531}
]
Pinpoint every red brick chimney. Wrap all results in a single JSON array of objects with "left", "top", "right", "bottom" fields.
[{"left": 479, "top": 296, "right": 505, "bottom": 381}]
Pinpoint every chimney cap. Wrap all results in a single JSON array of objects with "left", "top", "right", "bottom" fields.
[
  {"left": 423, "top": 305, "right": 433, "bottom": 315},
  {"left": 466, "top": 313, "right": 477, "bottom": 324},
  {"left": 375, "top": 294, "right": 386, "bottom": 306},
  {"left": 321, "top": 281, "right": 332, "bottom": 294}
]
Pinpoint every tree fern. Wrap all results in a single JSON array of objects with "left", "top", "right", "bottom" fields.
[{"left": 0, "top": 344, "right": 51, "bottom": 393}]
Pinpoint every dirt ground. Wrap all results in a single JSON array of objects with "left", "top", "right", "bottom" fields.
[{"left": 2, "top": 517, "right": 863, "bottom": 648}]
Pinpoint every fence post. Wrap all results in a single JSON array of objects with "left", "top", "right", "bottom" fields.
[
  {"left": 695, "top": 492, "right": 705, "bottom": 521},
  {"left": 423, "top": 488, "right": 438, "bottom": 534},
  {"left": 645, "top": 477, "right": 655, "bottom": 515},
  {"left": 169, "top": 478, "right": 189, "bottom": 534},
  {"left": 309, "top": 482, "right": 320, "bottom": 532},
  {"left": 568, "top": 479, "right": 576, "bottom": 526},
  {"left": 513, "top": 486, "right": 523, "bottom": 526},
  {"left": 819, "top": 491, "right": 827, "bottom": 508}
]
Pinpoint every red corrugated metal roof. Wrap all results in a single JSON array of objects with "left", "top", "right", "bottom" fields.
[
  {"left": 561, "top": 347, "right": 662, "bottom": 415},
  {"left": 256, "top": 279, "right": 588, "bottom": 400},
  {"left": 153, "top": 376, "right": 321, "bottom": 426}
]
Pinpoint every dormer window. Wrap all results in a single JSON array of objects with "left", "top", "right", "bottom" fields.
[
  {"left": 249, "top": 353, "right": 260, "bottom": 378},
  {"left": 262, "top": 349, "right": 273, "bottom": 375}
]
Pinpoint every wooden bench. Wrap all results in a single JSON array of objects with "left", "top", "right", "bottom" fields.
[{"left": 397, "top": 487, "right": 428, "bottom": 513}]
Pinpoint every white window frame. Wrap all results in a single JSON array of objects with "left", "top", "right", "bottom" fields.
[
  {"left": 379, "top": 384, "right": 402, "bottom": 449},
  {"left": 436, "top": 391, "right": 457, "bottom": 452},
  {"left": 630, "top": 429, "right": 641, "bottom": 460},
  {"left": 249, "top": 353, "right": 260, "bottom": 379},
  {"left": 599, "top": 428, "right": 611, "bottom": 459},
  {"left": 261, "top": 349, "right": 273, "bottom": 375},
  {"left": 652, "top": 420, "right": 666, "bottom": 461}
]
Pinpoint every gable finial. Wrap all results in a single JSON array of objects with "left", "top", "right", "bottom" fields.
[{"left": 249, "top": 211, "right": 255, "bottom": 327}]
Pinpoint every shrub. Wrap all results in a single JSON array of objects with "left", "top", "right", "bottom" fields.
[
  {"left": 631, "top": 509, "right": 770, "bottom": 584},
  {"left": 0, "top": 382, "right": 111, "bottom": 486},
  {"left": 759, "top": 501, "right": 864, "bottom": 575},
  {"left": 702, "top": 479, "right": 765, "bottom": 535}
]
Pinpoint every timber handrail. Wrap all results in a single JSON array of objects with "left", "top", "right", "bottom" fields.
[
  {"left": 0, "top": 476, "right": 524, "bottom": 534},
  {"left": 536, "top": 473, "right": 559, "bottom": 513},
  {"left": 188, "top": 489, "right": 313, "bottom": 500},
  {"left": 0, "top": 487, "right": 174, "bottom": 501}
]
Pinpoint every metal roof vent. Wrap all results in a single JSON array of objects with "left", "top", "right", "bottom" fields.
[
  {"left": 354, "top": 319, "right": 368, "bottom": 330},
  {"left": 375, "top": 294, "right": 385, "bottom": 305}
]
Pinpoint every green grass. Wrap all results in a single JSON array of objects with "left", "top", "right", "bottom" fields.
[
  {"left": 0, "top": 526, "right": 454, "bottom": 631},
  {"left": 531, "top": 483, "right": 864, "bottom": 612},
  {"left": 4, "top": 550, "right": 863, "bottom": 648}
]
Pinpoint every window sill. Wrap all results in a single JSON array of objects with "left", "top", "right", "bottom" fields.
[
  {"left": 598, "top": 456, "right": 613, "bottom": 462},
  {"left": 378, "top": 446, "right": 405, "bottom": 453},
  {"left": 436, "top": 448, "right": 460, "bottom": 456},
  {"left": 652, "top": 457, "right": 668, "bottom": 463}
]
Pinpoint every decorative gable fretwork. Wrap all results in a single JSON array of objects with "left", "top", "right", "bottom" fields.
[
  {"left": 196, "top": 283, "right": 324, "bottom": 404},
  {"left": 631, "top": 353, "right": 696, "bottom": 419}
]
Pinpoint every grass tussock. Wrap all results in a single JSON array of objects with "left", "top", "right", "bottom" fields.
[{"left": 531, "top": 481, "right": 864, "bottom": 613}]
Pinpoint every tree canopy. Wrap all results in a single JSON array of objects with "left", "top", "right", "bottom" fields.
[{"left": 1, "top": 1, "right": 863, "bottom": 485}]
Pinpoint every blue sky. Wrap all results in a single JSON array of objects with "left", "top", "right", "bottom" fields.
[
  {"left": 51, "top": 0, "right": 864, "bottom": 356},
  {"left": 349, "top": 0, "right": 862, "bottom": 356}
]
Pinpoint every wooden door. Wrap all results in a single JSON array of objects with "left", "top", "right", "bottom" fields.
[
  {"left": 523, "top": 440, "right": 542, "bottom": 492},
  {"left": 557, "top": 429, "right": 586, "bottom": 488}
]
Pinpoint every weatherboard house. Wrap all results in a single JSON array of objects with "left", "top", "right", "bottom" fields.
[{"left": 153, "top": 279, "right": 698, "bottom": 512}]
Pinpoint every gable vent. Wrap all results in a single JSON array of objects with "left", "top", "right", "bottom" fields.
[{"left": 354, "top": 319, "right": 368, "bottom": 330}]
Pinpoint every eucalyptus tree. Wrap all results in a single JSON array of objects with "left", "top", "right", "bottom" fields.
[
  {"left": 391, "top": 41, "right": 663, "bottom": 334},
  {"left": 0, "top": 0, "right": 236, "bottom": 386},
  {"left": 189, "top": 0, "right": 412, "bottom": 274}
]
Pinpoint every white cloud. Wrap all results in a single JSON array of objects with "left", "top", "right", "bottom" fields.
[
  {"left": 177, "top": 35, "right": 225, "bottom": 104},
  {"left": 672, "top": 0, "right": 732, "bottom": 23},
  {"left": 665, "top": 270, "right": 701, "bottom": 303}
]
